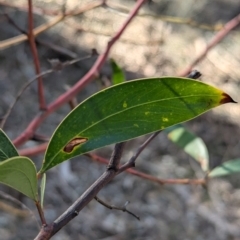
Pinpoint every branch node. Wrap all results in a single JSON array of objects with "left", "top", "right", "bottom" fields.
[
  {"left": 74, "top": 210, "right": 79, "bottom": 216},
  {"left": 107, "top": 165, "right": 118, "bottom": 172}
]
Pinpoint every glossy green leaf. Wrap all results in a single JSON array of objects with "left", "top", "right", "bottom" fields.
[
  {"left": 110, "top": 58, "right": 125, "bottom": 85},
  {"left": 40, "top": 173, "right": 46, "bottom": 207},
  {"left": 0, "top": 156, "right": 38, "bottom": 200},
  {"left": 209, "top": 159, "right": 240, "bottom": 178},
  {"left": 167, "top": 125, "right": 209, "bottom": 171},
  {"left": 41, "top": 77, "right": 235, "bottom": 173},
  {"left": 0, "top": 129, "right": 18, "bottom": 161}
]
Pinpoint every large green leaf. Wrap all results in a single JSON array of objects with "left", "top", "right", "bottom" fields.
[
  {"left": 0, "top": 129, "right": 19, "bottom": 161},
  {"left": 209, "top": 159, "right": 240, "bottom": 178},
  {"left": 41, "top": 77, "right": 234, "bottom": 173},
  {"left": 166, "top": 125, "right": 209, "bottom": 171},
  {"left": 0, "top": 156, "right": 38, "bottom": 200},
  {"left": 110, "top": 59, "right": 125, "bottom": 85}
]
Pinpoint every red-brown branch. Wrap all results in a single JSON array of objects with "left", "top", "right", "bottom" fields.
[
  {"left": 88, "top": 153, "right": 206, "bottom": 185},
  {"left": 18, "top": 145, "right": 206, "bottom": 186},
  {"left": 35, "top": 201, "right": 47, "bottom": 225},
  {"left": 27, "top": 0, "right": 46, "bottom": 110},
  {"left": 13, "top": 0, "right": 146, "bottom": 147},
  {"left": 19, "top": 142, "right": 48, "bottom": 156},
  {"left": 178, "top": 13, "right": 240, "bottom": 76}
]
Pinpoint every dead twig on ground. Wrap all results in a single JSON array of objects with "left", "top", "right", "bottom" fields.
[
  {"left": 0, "top": 0, "right": 103, "bottom": 17},
  {"left": 3, "top": 10, "right": 79, "bottom": 59},
  {"left": 1, "top": 1, "right": 229, "bottom": 32},
  {"left": 0, "top": 0, "right": 103, "bottom": 50},
  {"left": 0, "top": 15, "right": 64, "bottom": 50}
]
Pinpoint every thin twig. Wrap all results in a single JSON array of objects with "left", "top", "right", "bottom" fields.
[
  {"left": 0, "top": 55, "right": 92, "bottom": 129},
  {"left": 0, "top": 15, "right": 64, "bottom": 50},
  {"left": 2, "top": 10, "right": 25, "bottom": 32},
  {"left": 178, "top": 13, "right": 240, "bottom": 76},
  {"left": 94, "top": 196, "right": 140, "bottom": 220},
  {"left": 65, "top": 20, "right": 164, "bottom": 46},
  {"left": 4, "top": 0, "right": 65, "bottom": 92},
  {"left": 3, "top": 11, "right": 79, "bottom": 59},
  {"left": 104, "top": 2, "right": 226, "bottom": 31},
  {"left": 64, "top": 85, "right": 79, "bottom": 110},
  {"left": 19, "top": 142, "right": 48, "bottom": 156},
  {"left": 0, "top": 1, "right": 60, "bottom": 16},
  {"left": 28, "top": 0, "right": 46, "bottom": 110},
  {"left": 87, "top": 153, "right": 206, "bottom": 185},
  {"left": 35, "top": 200, "right": 47, "bottom": 225},
  {"left": 38, "top": 39, "right": 79, "bottom": 59},
  {"left": 31, "top": 133, "right": 50, "bottom": 142},
  {"left": 0, "top": 69, "right": 52, "bottom": 129},
  {"left": 18, "top": 146, "right": 206, "bottom": 186},
  {"left": 0, "top": 201, "right": 29, "bottom": 218},
  {"left": 0, "top": 190, "right": 40, "bottom": 227}
]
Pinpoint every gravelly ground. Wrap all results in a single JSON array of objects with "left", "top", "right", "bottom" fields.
[{"left": 0, "top": 0, "right": 240, "bottom": 239}]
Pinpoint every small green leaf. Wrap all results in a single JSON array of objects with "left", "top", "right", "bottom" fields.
[
  {"left": 209, "top": 159, "right": 240, "bottom": 178},
  {"left": 41, "top": 77, "right": 235, "bottom": 173},
  {"left": 167, "top": 125, "right": 209, "bottom": 171},
  {"left": 110, "top": 59, "right": 125, "bottom": 85},
  {"left": 40, "top": 173, "right": 46, "bottom": 208},
  {"left": 0, "top": 156, "right": 38, "bottom": 200},
  {"left": 0, "top": 129, "right": 18, "bottom": 161}
]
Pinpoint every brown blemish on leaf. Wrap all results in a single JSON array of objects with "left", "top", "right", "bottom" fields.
[
  {"left": 63, "top": 137, "right": 88, "bottom": 153},
  {"left": 220, "top": 93, "right": 237, "bottom": 104}
]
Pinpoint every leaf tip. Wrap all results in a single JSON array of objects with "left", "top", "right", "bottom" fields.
[{"left": 220, "top": 93, "right": 237, "bottom": 104}]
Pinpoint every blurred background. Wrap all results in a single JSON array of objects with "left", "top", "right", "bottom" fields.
[{"left": 0, "top": 0, "right": 240, "bottom": 239}]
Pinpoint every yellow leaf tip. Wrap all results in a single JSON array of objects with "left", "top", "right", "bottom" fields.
[{"left": 220, "top": 93, "right": 237, "bottom": 104}]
